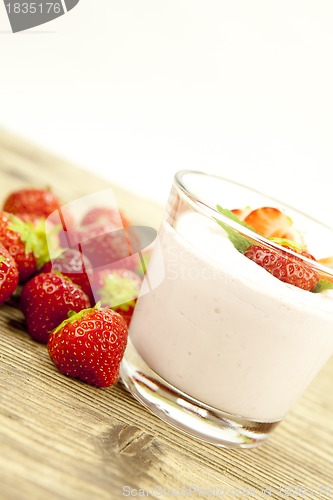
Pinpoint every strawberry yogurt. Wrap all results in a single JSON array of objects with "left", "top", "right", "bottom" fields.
[{"left": 129, "top": 211, "right": 333, "bottom": 423}]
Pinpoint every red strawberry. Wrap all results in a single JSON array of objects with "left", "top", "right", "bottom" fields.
[
  {"left": 3, "top": 187, "right": 61, "bottom": 220},
  {"left": 80, "top": 207, "right": 130, "bottom": 228},
  {"left": 75, "top": 222, "right": 139, "bottom": 270},
  {"left": 3, "top": 188, "right": 75, "bottom": 252},
  {"left": 94, "top": 268, "right": 142, "bottom": 325},
  {"left": 41, "top": 249, "right": 95, "bottom": 305},
  {"left": 48, "top": 305, "right": 128, "bottom": 387},
  {"left": 20, "top": 272, "right": 91, "bottom": 343},
  {"left": 0, "top": 211, "right": 39, "bottom": 283},
  {"left": 0, "top": 243, "right": 19, "bottom": 303},
  {"left": 244, "top": 244, "right": 318, "bottom": 291},
  {"left": 244, "top": 207, "right": 305, "bottom": 247}
]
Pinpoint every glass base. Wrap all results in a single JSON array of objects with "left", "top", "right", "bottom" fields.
[{"left": 120, "top": 339, "right": 280, "bottom": 449}]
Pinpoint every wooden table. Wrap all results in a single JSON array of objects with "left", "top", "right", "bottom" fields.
[{"left": 0, "top": 129, "right": 332, "bottom": 500}]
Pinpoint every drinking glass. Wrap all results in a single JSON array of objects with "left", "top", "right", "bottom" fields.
[{"left": 120, "top": 170, "right": 333, "bottom": 448}]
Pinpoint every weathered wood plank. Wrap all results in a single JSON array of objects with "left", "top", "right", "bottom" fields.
[{"left": 0, "top": 129, "right": 332, "bottom": 500}]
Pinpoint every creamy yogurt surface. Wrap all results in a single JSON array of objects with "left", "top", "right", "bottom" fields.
[{"left": 130, "top": 211, "right": 333, "bottom": 422}]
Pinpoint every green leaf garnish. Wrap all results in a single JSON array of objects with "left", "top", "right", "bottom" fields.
[
  {"left": 215, "top": 207, "right": 307, "bottom": 256},
  {"left": 214, "top": 206, "right": 253, "bottom": 254},
  {"left": 312, "top": 279, "right": 333, "bottom": 293},
  {"left": 215, "top": 207, "right": 333, "bottom": 295},
  {"left": 215, "top": 207, "right": 253, "bottom": 229}
]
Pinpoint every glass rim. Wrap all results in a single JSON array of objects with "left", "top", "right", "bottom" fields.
[{"left": 173, "top": 169, "right": 333, "bottom": 278}]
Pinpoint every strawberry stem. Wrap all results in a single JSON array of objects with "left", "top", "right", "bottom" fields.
[{"left": 52, "top": 302, "right": 102, "bottom": 335}]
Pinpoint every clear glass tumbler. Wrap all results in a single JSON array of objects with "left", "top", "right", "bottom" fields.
[{"left": 120, "top": 170, "right": 333, "bottom": 448}]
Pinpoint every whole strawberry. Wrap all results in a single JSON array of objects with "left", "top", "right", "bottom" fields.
[
  {"left": 48, "top": 305, "right": 128, "bottom": 387},
  {"left": 0, "top": 243, "right": 19, "bottom": 303},
  {"left": 94, "top": 268, "right": 142, "bottom": 325},
  {"left": 41, "top": 248, "right": 95, "bottom": 305},
  {"left": 20, "top": 272, "right": 91, "bottom": 343},
  {"left": 3, "top": 187, "right": 61, "bottom": 220},
  {"left": 0, "top": 211, "right": 39, "bottom": 283},
  {"left": 75, "top": 222, "right": 139, "bottom": 270},
  {"left": 244, "top": 245, "right": 318, "bottom": 291}
]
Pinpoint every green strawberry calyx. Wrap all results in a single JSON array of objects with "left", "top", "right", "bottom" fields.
[
  {"left": 98, "top": 273, "right": 139, "bottom": 311},
  {"left": 9, "top": 214, "right": 60, "bottom": 269},
  {"left": 312, "top": 279, "right": 333, "bottom": 293},
  {"left": 52, "top": 302, "right": 102, "bottom": 335},
  {"left": 214, "top": 205, "right": 333, "bottom": 293}
]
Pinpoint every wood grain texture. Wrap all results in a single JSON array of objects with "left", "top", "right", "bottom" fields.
[{"left": 0, "top": 129, "right": 332, "bottom": 500}]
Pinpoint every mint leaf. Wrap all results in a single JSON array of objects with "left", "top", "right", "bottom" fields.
[
  {"left": 216, "top": 206, "right": 254, "bottom": 230},
  {"left": 215, "top": 206, "right": 253, "bottom": 254},
  {"left": 312, "top": 279, "right": 333, "bottom": 293}
]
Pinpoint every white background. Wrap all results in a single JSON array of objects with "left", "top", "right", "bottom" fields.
[{"left": 0, "top": 1, "right": 333, "bottom": 225}]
